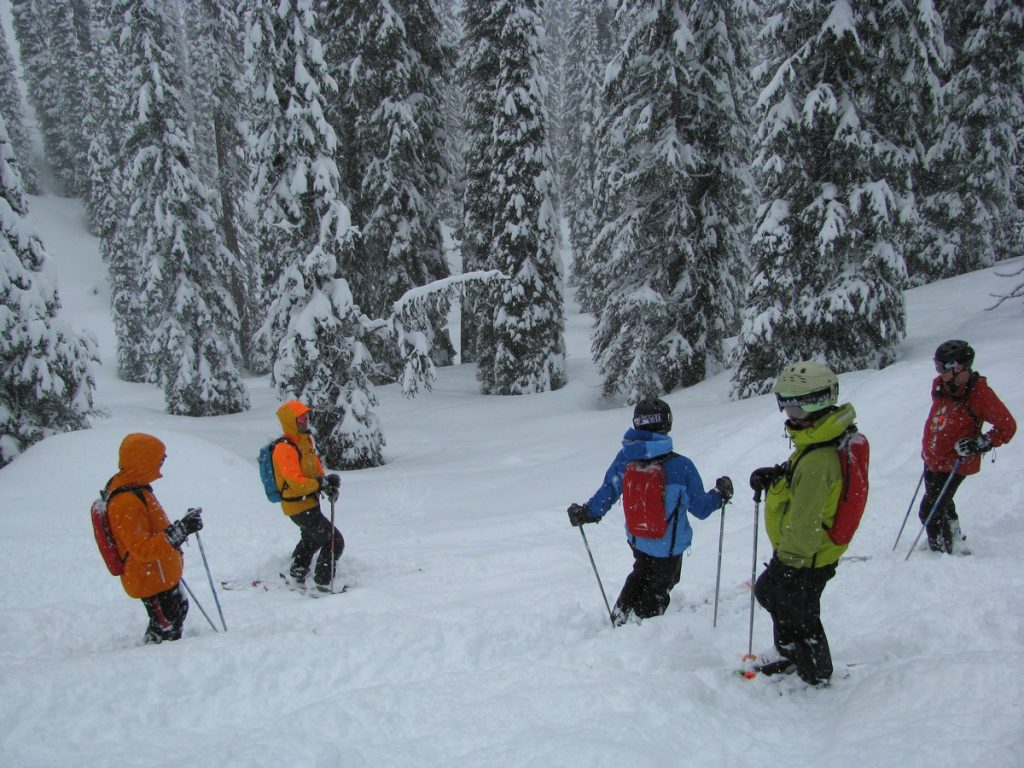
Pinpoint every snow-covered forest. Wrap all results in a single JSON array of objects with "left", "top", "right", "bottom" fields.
[{"left": 2, "top": 0, "right": 1023, "bottom": 470}]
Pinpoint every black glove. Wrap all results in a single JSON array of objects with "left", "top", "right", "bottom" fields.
[
  {"left": 715, "top": 476, "right": 733, "bottom": 504},
  {"left": 318, "top": 474, "right": 340, "bottom": 501},
  {"left": 165, "top": 508, "right": 203, "bottom": 548},
  {"left": 567, "top": 503, "right": 596, "bottom": 527},
  {"left": 749, "top": 465, "right": 785, "bottom": 493},
  {"left": 955, "top": 435, "right": 992, "bottom": 457}
]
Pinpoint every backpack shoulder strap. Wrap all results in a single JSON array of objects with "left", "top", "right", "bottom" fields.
[
  {"left": 645, "top": 451, "right": 678, "bottom": 466},
  {"left": 785, "top": 435, "right": 843, "bottom": 485},
  {"left": 961, "top": 372, "right": 982, "bottom": 429},
  {"left": 272, "top": 435, "right": 299, "bottom": 457},
  {"left": 104, "top": 483, "right": 150, "bottom": 506}
]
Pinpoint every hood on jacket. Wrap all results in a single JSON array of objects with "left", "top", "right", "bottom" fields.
[
  {"left": 277, "top": 400, "right": 310, "bottom": 439},
  {"left": 117, "top": 433, "right": 165, "bottom": 486},
  {"left": 621, "top": 428, "right": 674, "bottom": 461},
  {"left": 786, "top": 402, "right": 856, "bottom": 447}
]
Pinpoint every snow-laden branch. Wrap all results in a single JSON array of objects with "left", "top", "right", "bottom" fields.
[
  {"left": 988, "top": 263, "right": 1024, "bottom": 310},
  {"left": 389, "top": 270, "right": 506, "bottom": 397}
]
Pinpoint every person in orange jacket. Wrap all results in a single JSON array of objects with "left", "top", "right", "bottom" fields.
[
  {"left": 272, "top": 400, "right": 343, "bottom": 592},
  {"left": 106, "top": 433, "right": 203, "bottom": 644},
  {"left": 920, "top": 340, "right": 1016, "bottom": 553}
]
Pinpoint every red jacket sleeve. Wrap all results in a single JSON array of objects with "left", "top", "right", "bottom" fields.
[{"left": 975, "top": 380, "right": 1017, "bottom": 447}]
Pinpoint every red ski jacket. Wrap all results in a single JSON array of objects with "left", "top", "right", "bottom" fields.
[{"left": 921, "top": 373, "right": 1016, "bottom": 475}]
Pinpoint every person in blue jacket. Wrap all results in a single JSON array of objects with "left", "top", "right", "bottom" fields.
[{"left": 568, "top": 399, "right": 732, "bottom": 625}]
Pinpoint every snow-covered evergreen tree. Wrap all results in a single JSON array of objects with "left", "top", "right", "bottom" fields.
[
  {"left": 911, "top": 0, "right": 1024, "bottom": 284},
  {"left": 477, "top": 0, "right": 565, "bottom": 395},
  {"left": 10, "top": 0, "right": 90, "bottom": 195},
  {"left": 325, "top": 0, "right": 454, "bottom": 379},
  {"left": 0, "top": 32, "right": 38, "bottom": 194},
  {"left": 682, "top": 1, "right": 757, "bottom": 369},
  {"left": 113, "top": 0, "right": 248, "bottom": 416},
  {"left": 186, "top": 0, "right": 264, "bottom": 372},
  {"left": 457, "top": 3, "right": 503, "bottom": 365},
  {"left": 731, "top": 0, "right": 943, "bottom": 398},
  {"left": 436, "top": 0, "right": 469, "bottom": 230},
  {"left": 245, "top": 0, "right": 383, "bottom": 468},
  {"left": 101, "top": 1, "right": 149, "bottom": 388},
  {"left": 83, "top": 5, "right": 126, "bottom": 241},
  {"left": 92, "top": 9, "right": 143, "bottom": 387},
  {"left": 589, "top": 0, "right": 748, "bottom": 401},
  {"left": 541, "top": 0, "right": 568, "bottom": 209},
  {"left": 0, "top": 113, "right": 96, "bottom": 467},
  {"left": 561, "top": 0, "right": 610, "bottom": 314}
]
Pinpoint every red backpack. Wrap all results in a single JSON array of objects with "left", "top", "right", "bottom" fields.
[
  {"left": 622, "top": 454, "right": 676, "bottom": 538},
  {"left": 788, "top": 427, "right": 870, "bottom": 545},
  {"left": 91, "top": 483, "right": 147, "bottom": 576}
]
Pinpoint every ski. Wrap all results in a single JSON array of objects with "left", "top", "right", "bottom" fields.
[
  {"left": 278, "top": 572, "right": 350, "bottom": 597},
  {"left": 307, "top": 584, "right": 349, "bottom": 598},
  {"left": 218, "top": 578, "right": 349, "bottom": 597},
  {"left": 737, "top": 661, "right": 855, "bottom": 683},
  {"left": 219, "top": 579, "right": 271, "bottom": 592}
]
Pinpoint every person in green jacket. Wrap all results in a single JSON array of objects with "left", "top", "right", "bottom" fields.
[{"left": 748, "top": 361, "right": 859, "bottom": 686}]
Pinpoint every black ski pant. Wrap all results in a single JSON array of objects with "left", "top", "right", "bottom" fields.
[
  {"left": 754, "top": 557, "right": 836, "bottom": 685},
  {"left": 612, "top": 546, "right": 682, "bottom": 625},
  {"left": 141, "top": 583, "right": 188, "bottom": 643},
  {"left": 289, "top": 506, "right": 344, "bottom": 586},
  {"left": 918, "top": 468, "right": 966, "bottom": 554}
]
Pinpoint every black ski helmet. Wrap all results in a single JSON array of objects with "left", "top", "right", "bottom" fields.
[
  {"left": 934, "top": 339, "right": 974, "bottom": 370},
  {"left": 633, "top": 398, "right": 672, "bottom": 434}
]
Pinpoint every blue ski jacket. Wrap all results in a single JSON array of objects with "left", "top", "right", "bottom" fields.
[{"left": 586, "top": 429, "right": 723, "bottom": 558}]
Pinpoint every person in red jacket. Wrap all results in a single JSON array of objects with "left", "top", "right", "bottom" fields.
[
  {"left": 920, "top": 340, "right": 1016, "bottom": 553},
  {"left": 106, "top": 433, "right": 203, "bottom": 643}
]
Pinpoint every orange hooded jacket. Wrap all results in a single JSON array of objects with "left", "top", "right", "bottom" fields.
[
  {"left": 273, "top": 401, "right": 325, "bottom": 516},
  {"left": 106, "top": 433, "right": 183, "bottom": 599}
]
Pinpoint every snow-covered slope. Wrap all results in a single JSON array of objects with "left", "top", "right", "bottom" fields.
[{"left": 1, "top": 196, "right": 1022, "bottom": 767}]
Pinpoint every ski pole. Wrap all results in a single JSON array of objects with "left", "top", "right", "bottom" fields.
[
  {"left": 713, "top": 501, "right": 728, "bottom": 628},
  {"left": 329, "top": 494, "right": 337, "bottom": 594},
  {"left": 892, "top": 468, "right": 926, "bottom": 551},
  {"left": 194, "top": 527, "right": 226, "bottom": 631},
  {"left": 744, "top": 497, "right": 761, "bottom": 662},
  {"left": 905, "top": 459, "right": 962, "bottom": 561},
  {"left": 180, "top": 577, "right": 218, "bottom": 632},
  {"left": 578, "top": 525, "right": 615, "bottom": 629}
]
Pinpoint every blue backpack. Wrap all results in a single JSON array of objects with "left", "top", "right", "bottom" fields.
[{"left": 258, "top": 437, "right": 297, "bottom": 503}]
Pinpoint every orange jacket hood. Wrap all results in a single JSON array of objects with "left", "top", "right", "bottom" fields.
[
  {"left": 116, "top": 433, "right": 165, "bottom": 487},
  {"left": 276, "top": 400, "right": 310, "bottom": 439}
]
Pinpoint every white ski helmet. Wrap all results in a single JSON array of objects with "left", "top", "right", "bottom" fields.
[{"left": 772, "top": 361, "right": 838, "bottom": 418}]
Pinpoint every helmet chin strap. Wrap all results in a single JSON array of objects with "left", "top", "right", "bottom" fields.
[{"left": 941, "top": 368, "right": 971, "bottom": 391}]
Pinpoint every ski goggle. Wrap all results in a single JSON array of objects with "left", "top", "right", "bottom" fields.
[
  {"left": 783, "top": 405, "right": 814, "bottom": 421},
  {"left": 934, "top": 360, "right": 961, "bottom": 373},
  {"left": 774, "top": 386, "right": 833, "bottom": 413},
  {"left": 633, "top": 413, "right": 670, "bottom": 431}
]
